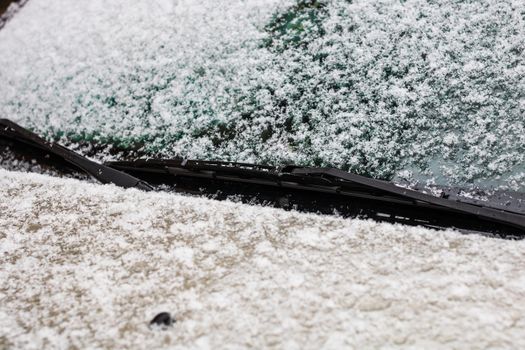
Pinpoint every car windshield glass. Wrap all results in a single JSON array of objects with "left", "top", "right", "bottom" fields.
[{"left": 0, "top": 0, "right": 524, "bottom": 195}]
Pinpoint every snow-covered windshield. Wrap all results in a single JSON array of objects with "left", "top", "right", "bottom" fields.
[{"left": 0, "top": 0, "right": 523, "bottom": 192}]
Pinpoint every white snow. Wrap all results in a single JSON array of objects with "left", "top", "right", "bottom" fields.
[
  {"left": 0, "top": 0, "right": 523, "bottom": 191},
  {"left": 1, "top": 169, "right": 525, "bottom": 349},
  {"left": 0, "top": 0, "right": 28, "bottom": 29}
]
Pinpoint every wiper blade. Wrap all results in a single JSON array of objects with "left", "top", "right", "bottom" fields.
[
  {"left": 1, "top": 119, "right": 523, "bottom": 238},
  {"left": 106, "top": 158, "right": 525, "bottom": 238},
  {"left": 0, "top": 119, "right": 152, "bottom": 191}
]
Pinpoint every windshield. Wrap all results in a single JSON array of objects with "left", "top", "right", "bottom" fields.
[{"left": 0, "top": 0, "right": 524, "bottom": 194}]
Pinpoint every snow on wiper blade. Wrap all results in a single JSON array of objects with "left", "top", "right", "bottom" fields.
[
  {"left": 1, "top": 119, "right": 524, "bottom": 238},
  {"left": 106, "top": 159, "right": 525, "bottom": 238},
  {"left": 0, "top": 119, "right": 152, "bottom": 191},
  {"left": 411, "top": 184, "right": 525, "bottom": 216}
]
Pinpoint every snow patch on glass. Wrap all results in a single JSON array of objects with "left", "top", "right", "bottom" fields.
[{"left": 0, "top": 0, "right": 523, "bottom": 191}]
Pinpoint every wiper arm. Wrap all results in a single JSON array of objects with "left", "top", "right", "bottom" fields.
[
  {"left": 106, "top": 158, "right": 525, "bottom": 238},
  {"left": 0, "top": 119, "right": 152, "bottom": 191}
]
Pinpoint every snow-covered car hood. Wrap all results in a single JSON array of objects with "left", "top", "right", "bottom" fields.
[{"left": 1, "top": 169, "right": 525, "bottom": 349}]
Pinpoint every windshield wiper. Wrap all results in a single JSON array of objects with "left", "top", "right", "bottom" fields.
[
  {"left": 1, "top": 119, "right": 524, "bottom": 238},
  {"left": 105, "top": 158, "right": 525, "bottom": 238}
]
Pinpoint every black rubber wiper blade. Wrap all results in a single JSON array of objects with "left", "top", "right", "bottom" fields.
[
  {"left": 106, "top": 158, "right": 525, "bottom": 238},
  {"left": 2, "top": 118, "right": 524, "bottom": 238},
  {"left": 288, "top": 167, "right": 525, "bottom": 231},
  {"left": 0, "top": 119, "right": 152, "bottom": 191}
]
